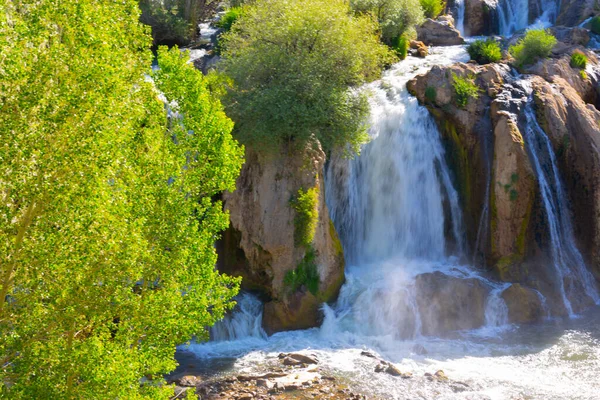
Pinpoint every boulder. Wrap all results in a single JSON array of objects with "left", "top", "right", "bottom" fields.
[
  {"left": 464, "top": 0, "right": 498, "bottom": 36},
  {"left": 417, "top": 18, "right": 465, "bottom": 46},
  {"left": 177, "top": 375, "right": 202, "bottom": 387},
  {"left": 414, "top": 272, "right": 490, "bottom": 335},
  {"left": 221, "top": 140, "right": 345, "bottom": 334},
  {"left": 410, "top": 40, "right": 428, "bottom": 58},
  {"left": 501, "top": 283, "right": 543, "bottom": 323}
]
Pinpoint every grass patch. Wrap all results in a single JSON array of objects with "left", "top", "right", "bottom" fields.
[
  {"left": 570, "top": 51, "right": 587, "bottom": 69},
  {"left": 467, "top": 38, "right": 502, "bottom": 64},
  {"left": 452, "top": 73, "right": 479, "bottom": 108},
  {"left": 509, "top": 29, "right": 556, "bottom": 68},
  {"left": 284, "top": 246, "right": 319, "bottom": 295}
]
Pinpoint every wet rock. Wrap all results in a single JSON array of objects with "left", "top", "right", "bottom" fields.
[
  {"left": 463, "top": 0, "right": 498, "bottom": 36},
  {"left": 384, "top": 364, "right": 403, "bottom": 376},
  {"left": 279, "top": 352, "right": 318, "bottom": 365},
  {"left": 177, "top": 375, "right": 202, "bottom": 387},
  {"left": 434, "top": 370, "right": 449, "bottom": 381},
  {"left": 360, "top": 350, "right": 378, "bottom": 358},
  {"left": 256, "top": 379, "right": 274, "bottom": 389},
  {"left": 410, "top": 40, "right": 428, "bottom": 58},
  {"left": 412, "top": 344, "right": 428, "bottom": 355},
  {"left": 501, "top": 284, "right": 543, "bottom": 324},
  {"left": 417, "top": 18, "right": 464, "bottom": 46},
  {"left": 415, "top": 272, "right": 490, "bottom": 334},
  {"left": 556, "top": 0, "right": 596, "bottom": 26}
]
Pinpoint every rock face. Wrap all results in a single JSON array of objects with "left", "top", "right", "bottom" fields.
[
  {"left": 556, "top": 0, "right": 597, "bottom": 27},
  {"left": 417, "top": 18, "right": 465, "bottom": 46},
  {"left": 220, "top": 141, "right": 345, "bottom": 333},
  {"left": 408, "top": 38, "right": 600, "bottom": 316},
  {"left": 464, "top": 0, "right": 498, "bottom": 36},
  {"left": 415, "top": 272, "right": 490, "bottom": 334}
]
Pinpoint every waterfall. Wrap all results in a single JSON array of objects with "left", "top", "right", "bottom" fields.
[
  {"left": 519, "top": 81, "right": 599, "bottom": 315},
  {"left": 455, "top": 0, "right": 465, "bottom": 36},
  {"left": 484, "top": 286, "right": 510, "bottom": 327},
  {"left": 211, "top": 292, "right": 267, "bottom": 341},
  {"left": 497, "top": 0, "right": 560, "bottom": 36}
]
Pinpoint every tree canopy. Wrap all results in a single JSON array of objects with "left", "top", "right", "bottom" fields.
[
  {"left": 220, "top": 0, "right": 395, "bottom": 155},
  {"left": 350, "top": 0, "right": 425, "bottom": 43},
  {"left": 0, "top": 0, "right": 243, "bottom": 398}
]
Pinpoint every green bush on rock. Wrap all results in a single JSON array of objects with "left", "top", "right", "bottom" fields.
[
  {"left": 291, "top": 187, "right": 320, "bottom": 247},
  {"left": 394, "top": 35, "right": 410, "bottom": 59},
  {"left": 221, "top": 0, "right": 394, "bottom": 154},
  {"left": 591, "top": 16, "right": 600, "bottom": 34},
  {"left": 284, "top": 247, "right": 320, "bottom": 294},
  {"left": 509, "top": 29, "right": 557, "bottom": 68},
  {"left": 467, "top": 38, "right": 502, "bottom": 64},
  {"left": 452, "top": 73, "right": 480, "bottom": 108},
  {"left": 570, "top": 51, "right": 587, "bottom": 69}
]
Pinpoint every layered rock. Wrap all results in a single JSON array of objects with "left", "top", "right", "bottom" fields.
[
  {"left": 556, "top": 0, "right": 597, "bottom": 27},
  {"left": 501, "top": 283, "right": 544, "bottom": 323},
  {"left": 417, "top": 18, "right": 465, "bottom": 46},
  {"left": 220, "top": 141, "right": 345, "bottom": 333},
  {"left": 464, "top": 0, "right": 498, "bottom": 36}
]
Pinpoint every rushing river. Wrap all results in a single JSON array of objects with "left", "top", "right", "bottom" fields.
[{"left": 178, "top": 36, "right": 600, "bottom": 399}]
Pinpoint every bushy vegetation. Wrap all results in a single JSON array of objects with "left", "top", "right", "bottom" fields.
[
  {"left": 570, "top": 51, "right": 588, "bottom": 69},
  {"left": 394, "top": 35, "right": 410, "bottom": 59},
  {"left": 591, "top": 16, "right": 600, "bottom": 34},
  {"left": 217, "top": 6, "right": 244, "bottom": 32},
  {"left": 419, "top": 0, "right": 445, "bottom": 19},
  {"left": 509, "top": 29, "right": 557, "bottom": 68},
  {"left": 452, "top": 73, "right": 480, "bottom": 108},
  {"left": 351, "top": 0, "right": 425, "bottom": 43},
  {"left": 221, "top": 0, "right": 394, "bottom": 154},
  {"left": 0, "top": 0, "right": 243, "bottom": 398},
  {"left": 284, "top": 247, "right": 320, "bottom": 294},
  {"left": 291, "top": 187, "right": 320, "bottom": 247},
  {"left": 139, "top": 0, "right": 220, "bottom": 46},
  {"left": 467, "top": 38, "right": 502, "bottom": 64}
]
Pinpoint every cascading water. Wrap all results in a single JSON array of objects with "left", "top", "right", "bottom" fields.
[
  {"left": 518, "top": 80, "right": 600, "bottom": 315},
  {"left": 497, "top": 0, "right": 560, "bottom": 36},
  {"left": 211, "top": 292, "right": 267, "bottom": 341},
  {"left": 455, "top": 0, "right": 465, "bottom": 36}
]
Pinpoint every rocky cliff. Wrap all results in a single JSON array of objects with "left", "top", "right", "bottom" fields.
[
  {"left": 218, "top": 140, "right": 345, "bottom": 334},
  {"left": 408, "top": 35, "right": 600, "bottom": 319}
]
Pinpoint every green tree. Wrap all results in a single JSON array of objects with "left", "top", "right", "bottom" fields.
[
  {"left": 0, "top": 1, "right": 243, "bottom": 398},
  {"left": 221, "top": 0, "right": 394, "bottom": 154},
  {"left": 139, "top": 0, "right": 220, "bottom": 46},
  {"left": 351, "top": 0, "right": 425, "bottom": 43},
  {"left": 509, "top": 29, "right": 557, "bottom": 68}
]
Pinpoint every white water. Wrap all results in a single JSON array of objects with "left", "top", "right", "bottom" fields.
[
  {"left": 518, "top": 81, "right": 600, "bottom": 315},
  {"left": 179, "top": 48, "right": 600, "bottom": 399}
]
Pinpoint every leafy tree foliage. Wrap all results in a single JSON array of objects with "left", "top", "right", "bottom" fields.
[
  {"left": 0, "top": 1, "right": 243, "bottom": 398},
  {"left": 139, "top": 0, "right": 220, "bottom": 46},
  {"left": 419, "top": 0, "right": 444, "bottom": 19},
  {"left": 220, "top": 0, "right": 394, "bottom": 155},
  {"left": 351, "top": 0, "right": 425, "bottom": 43}
]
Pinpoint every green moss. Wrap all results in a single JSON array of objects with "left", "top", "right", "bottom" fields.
[
  {"left": 452, "top": 73, "right": 480, "bottom": 108},
  {"left": 443, "top": 121, "right": 472, "bottom": 214},
  {"left": 511, "top": 173, "right": 519, "bottom": 183},
  {"left": 329, "top": 220, "right": 343, "bottom": 256},
  {"left": 291, "top": 186, "right": 319, "bottom": 247},
  {"left": 580, "top": 70, "right": 588, "bottom": 80},
  {"left": 591, "top": 16, "right": 600, "bottom": 34},
  {"left": 316, "top": 266, "right": 345, "bottom": 302},
  {"left": 284, "top": 246, "right": 320, "bottom": 295},
  {"left": 425, "top": 86, "right": 436, "bottom": 103},
  {"left": 509, "top": 189, "right": 518, "bottom": 202}
]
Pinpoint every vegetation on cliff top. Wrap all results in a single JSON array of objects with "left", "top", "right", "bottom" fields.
[
  {"left": 452, "top": 73, "right": 480, "bottom": 108},
  {"left": 220, "top": 0, "right": 395, "bottom": 155},
  {"left": 468, "top": 38, "right": 502, "bottom": 64},
  {"left": 0, "top": 0, "right": 243, "bottom": 398}
]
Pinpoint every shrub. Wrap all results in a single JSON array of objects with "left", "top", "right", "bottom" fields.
[
  {"left": 452, "top": 73, "right": 480, "bottom": 108},
  {"left": 580, "top": 70, "right": 588, "bottom": 80},
  {"left": 217, "top": 6, "right": 244, "bottom": 32},
  {"left": 351, "top": 0, "right": 425, "bottom": 43},
  {"left": 425, "top": 86, "right": 436, "bottom": 103},
  {"left": 291, "top": 187, "right": 320, "bottom": 247},
  {"left": 509, "top": 29, "right": 557, "bottom": 68},
  {"left": 570, "top": 51, "right": 587, "bottom": 69},
  {"left": 467, "top": 38, "right": 502, "bottom": 64},
  {"left": 394, "top": 35, "right": 410, "bottom": 59},
  {"left": 222, "top": 0, "right": 394, "bottom": 154},
  {"left": 591, "top": 16, "right": 600, "bottom": 34},
  {"left": 284, "top": 247, "right": 320, "bottom": 294},
  {"left": 419, "top": 0, "right": 445, "bottom": 19}
]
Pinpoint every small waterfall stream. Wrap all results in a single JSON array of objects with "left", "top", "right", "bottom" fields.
[{"left": 518, "top": 81, "right": 600, "bottom": 314}]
